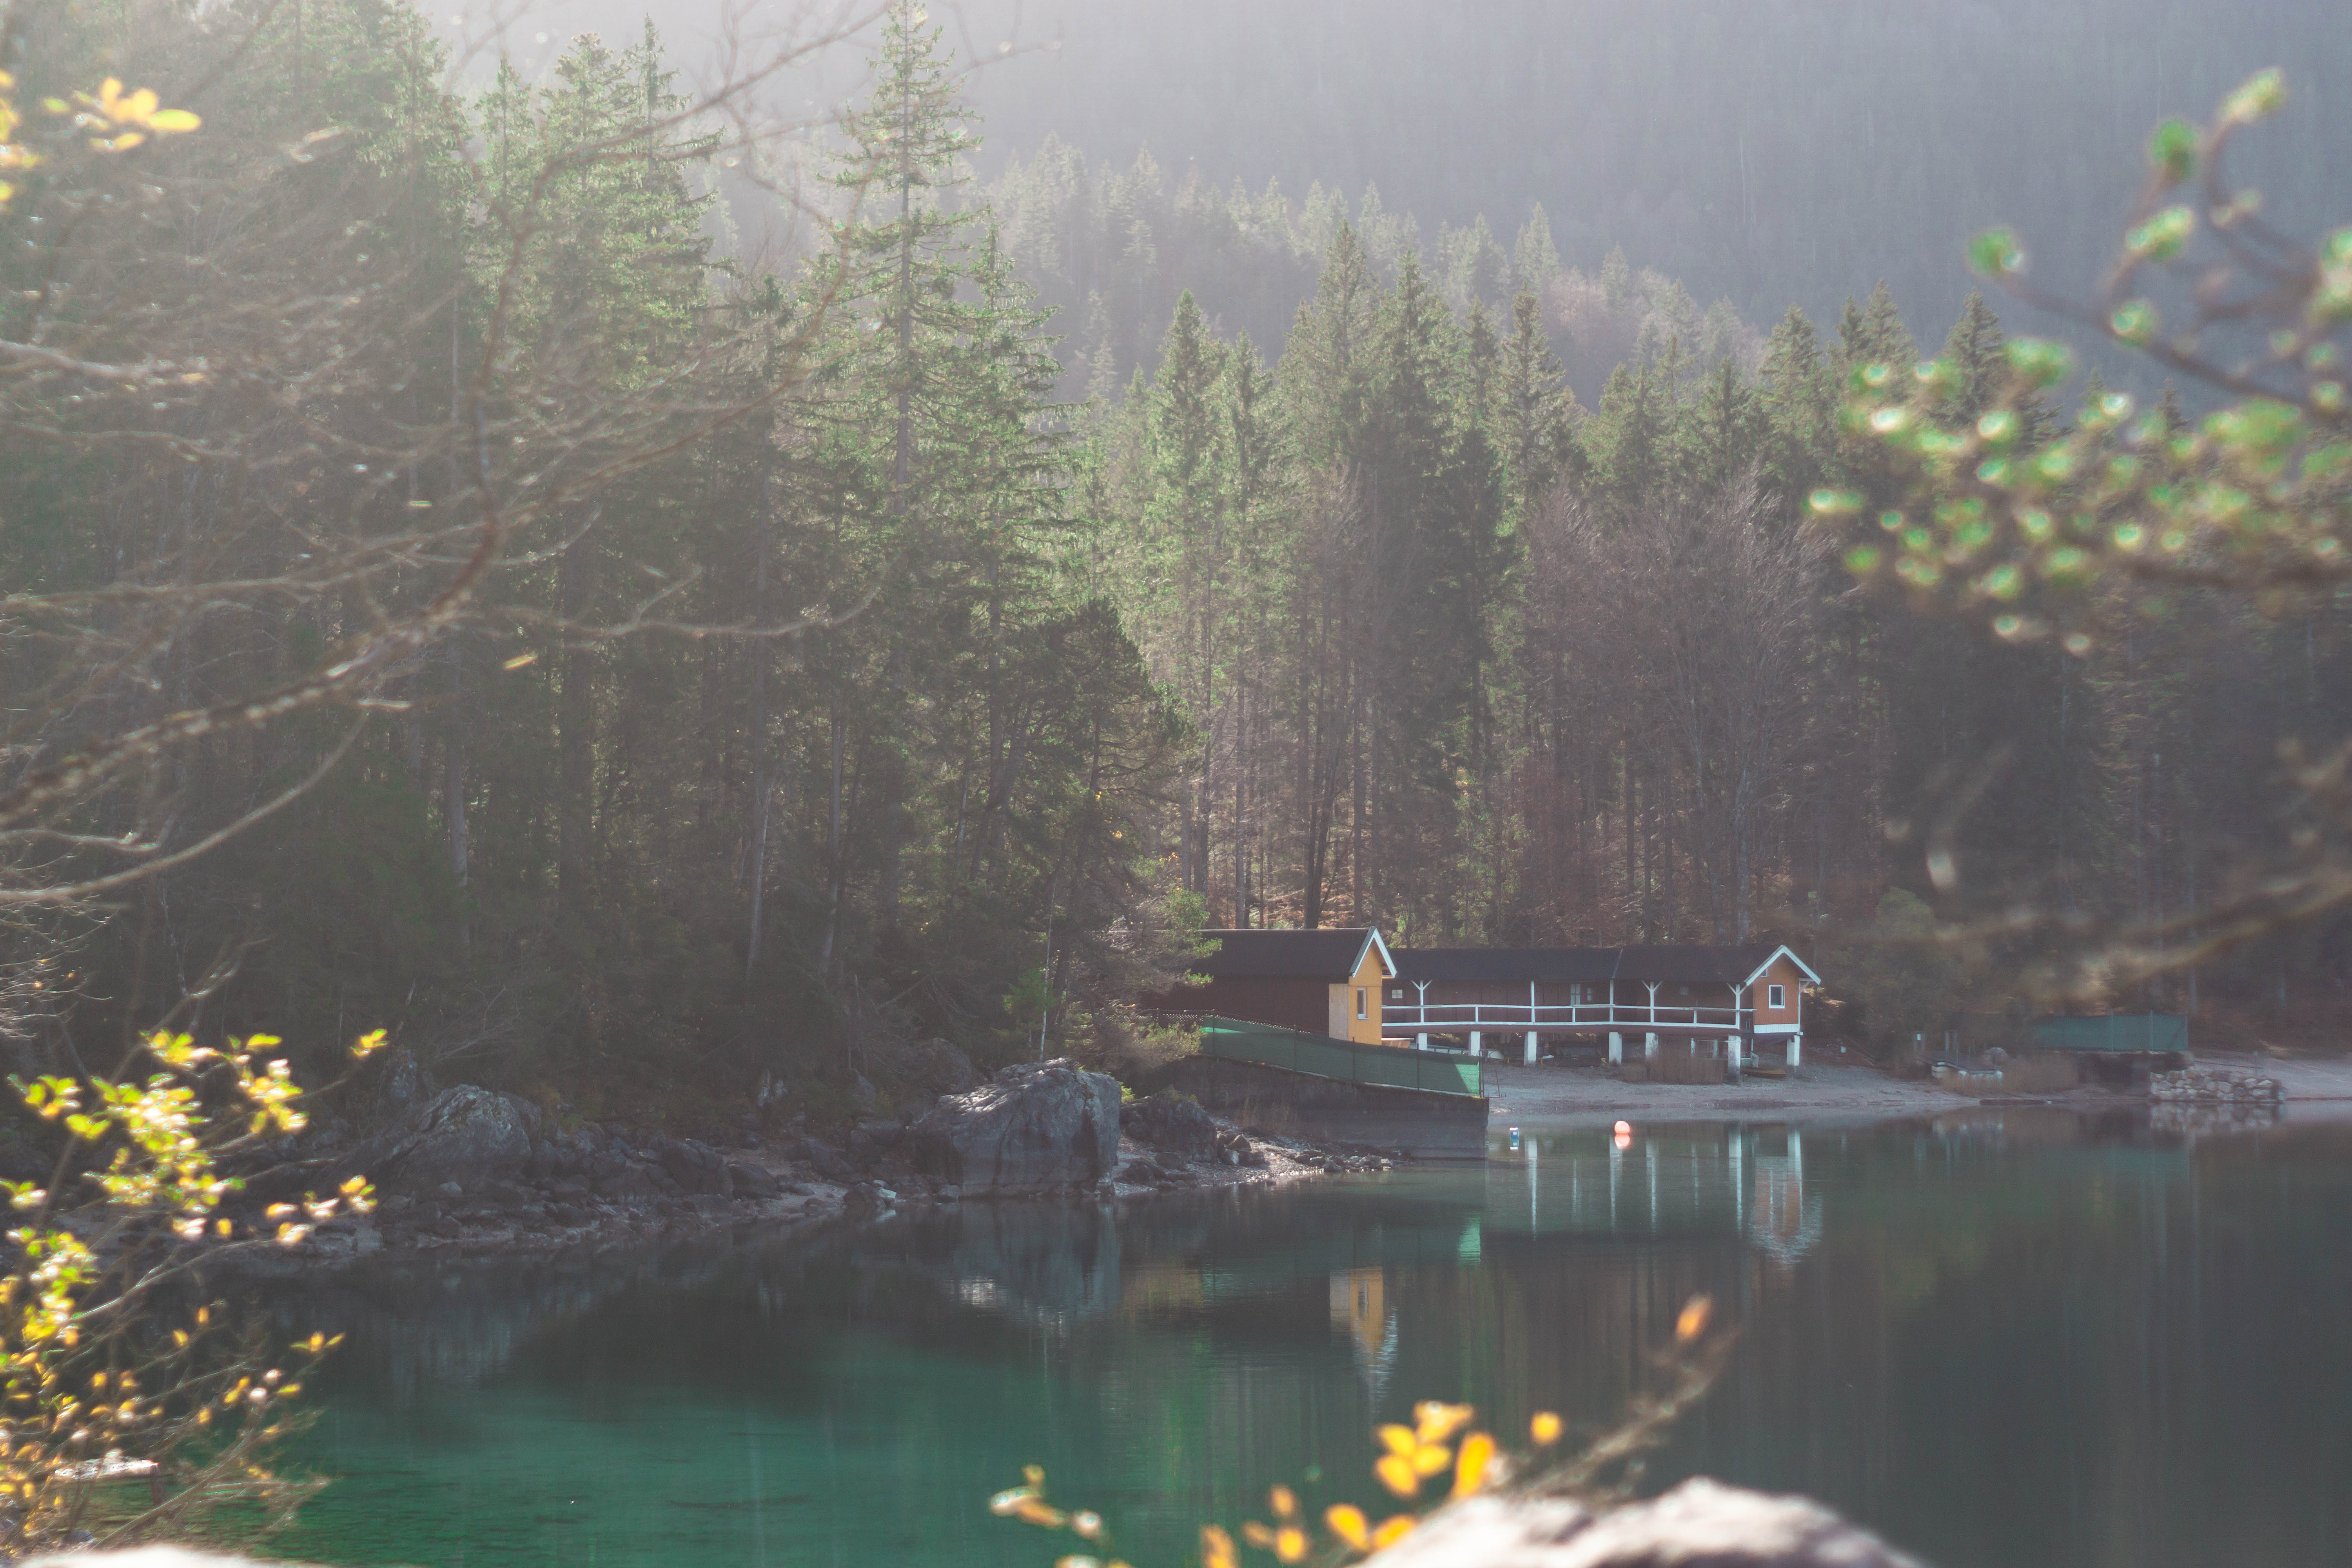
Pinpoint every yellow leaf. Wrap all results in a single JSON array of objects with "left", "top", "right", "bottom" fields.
[
  {"left": 1376, "top": 1423, "right": 1418, "bottom": 1457},
  {"left": 1267, "top": 1484, "right": 1297, "bottom": 1519},
  {"left": 1530, "top": 1410, "right": 1563, "bottom": 1446},
  {"left": 1274, "top": 1526, "right": 1308, "bottom": 1563},
  {"left": 119, "top": 88, "right": 158, "bottom": 125},
  {"left": 1374, "top": 1454, "right": 1418, "bottom": 1497},
  {"left": 1676, "top": 1295, "right": 1714, "bottom": 1344},
  {"left": 1414, "top": 1401, "right": 1474, "bottom": 1443},
  {"left": 1371, "top": 1515, "right": 1416, "bottom": 1549},
  {"left": 1199, "top": 1524, "right": 1237, "bottom": 1568},
  {"left": 1410, "top": 1443, "right": 1451, "bottom": 1478},
  {"left": 1325, "top": 1504, "right": 1370, "bottom": 1551},
  {"left": 1451, "top": 1432, "right": 1495, "bottom": 1499},
  {"left": 1241, "top": 1522, "right": 1276, "bottom": 1550}
]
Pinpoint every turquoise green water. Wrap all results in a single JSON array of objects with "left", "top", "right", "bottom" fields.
[{"left": 262, "top": 1113, "right": 2352, "bottom": 1568}]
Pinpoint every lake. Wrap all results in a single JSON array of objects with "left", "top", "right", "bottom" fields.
[{"left": 261, "top": 1110, "right": 2352, "bottom": 1568}]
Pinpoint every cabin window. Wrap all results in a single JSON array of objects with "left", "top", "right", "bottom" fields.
[
  {"left": 1355, "top": 988, "right": 1367, "bottom": 1020},
  {"left": 1390, "top": 987, "right": 1404, "bottom": 1001},
  {"left": 1769, "top": 984, "right": 1786, "bottom": 1009}
]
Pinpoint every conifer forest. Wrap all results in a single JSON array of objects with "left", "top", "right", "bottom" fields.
[{"left": 4, "top": 0, "right": 2350, "bottom": 1114}]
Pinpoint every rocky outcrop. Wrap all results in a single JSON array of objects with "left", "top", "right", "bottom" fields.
[
  {"left": 907, "top": 1059, "right": 1121, "bottom": 1195},
  {"left": 1363, "top": 1477, "right": 1928, "bottom": 1568},
  {"left": 336, "top": 1085, "right": 539, "bottom": 1194}
]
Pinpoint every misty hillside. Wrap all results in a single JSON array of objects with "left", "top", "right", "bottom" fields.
[{"left": 952, "top": 0, "right": 2350, "bottom": 339}]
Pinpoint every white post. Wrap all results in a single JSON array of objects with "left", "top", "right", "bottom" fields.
[
  {"left": 1788, "top": 1033, "right": 1802, "bottom": 1069},
  {"left": 1469, "top": 1031, "right": 1482, "bottom": 1057},
  {"left": 1608, "top": 1031, "right": 1623, "bottom": 1064},
  {"left": 1416, "top": 1033, "right": 1429, "bottom": 1051},
  {"left": 1644, "top": 1032, "right": 1659, "bottom": 1059},
  {"left": 1729, "top": 1129, "right": 1744, "bottom": 1230},
  {"left": 1524, "top": 1030, "right": 1539, "bottom": 1065}
]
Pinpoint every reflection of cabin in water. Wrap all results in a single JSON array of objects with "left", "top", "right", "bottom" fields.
[
  {"left": 1143, "top": 927, "right": 1396, "bottom": 1044},
  {"left": 1386, "top": 944, "right": 1822, "bottom": 1067}
]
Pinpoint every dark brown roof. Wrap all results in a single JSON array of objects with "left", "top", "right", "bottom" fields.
[
  {"left": 1393, "top": 945, "right": 1803, "bottom": 985},
  {"left": 1191, "top": 927, "right": 1392, "bottom": 981},
  {"left": 1392, "top": 948, "right": 1620, "bottom": 983}
]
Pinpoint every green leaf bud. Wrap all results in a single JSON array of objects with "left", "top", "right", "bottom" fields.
[
  {"left": 2221, "top": 69, "right": 2287, "bottom": 125},
  {"left": 1968, "top": 229, "right": 2025, "bottom": 276},
  {"left": 2147, "top": 118, "right": 2198, "bottom": 182},
  {"left": 2005, "top": 338, "right": 2076, "bottom": 389},
  {"left": 2125, "top": 205, "right": 2196, "bottom": 263},
  {"left": 2109, "top": 299, "right": 2158, "bottom": 345}
]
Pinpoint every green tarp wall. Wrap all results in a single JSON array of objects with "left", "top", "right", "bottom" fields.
[
  {"left": 1198, "top": 1016, "right": 1483, "bottom": 1098},
  {"left": 2031, "top": 1014, "right": 2190, "bottom": 1053}
]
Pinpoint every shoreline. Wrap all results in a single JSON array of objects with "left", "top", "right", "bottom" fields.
[
  {"left": 1474, "top": 1052, "right": 2352, "bottom": 1133},
  {"left": 222, "top": 1116, "right": 1385, "bottom": 1275}
]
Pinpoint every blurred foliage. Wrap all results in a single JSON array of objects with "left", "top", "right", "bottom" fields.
[
  {"left": 1809, "top": 68, "right": 2352, "bottom": 997},
  {"left": 990, "top": 1296, "right": 1732, "bottom": 1566},
  {"left": 1818, "top": 69, "right": 2350, "bottom": 647},
  {"left": 0, "top": 1029, "right": 378, "bottom": 1552}
]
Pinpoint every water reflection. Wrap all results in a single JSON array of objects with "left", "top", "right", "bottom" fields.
[{"left": 266, "top": 1115, "right": 2352, "bottom": 1568}]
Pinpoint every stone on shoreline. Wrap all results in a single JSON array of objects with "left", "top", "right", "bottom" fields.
[
  {"left": 907, "top": 1059, "right": 1121, "bottom": 1195},
  {"left": 1362, "top": 1477, "right": 1928, "bottom": 1567}
]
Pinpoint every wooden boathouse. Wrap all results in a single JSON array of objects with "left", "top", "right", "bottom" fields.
[
  {"left": 1144, "top": 927, "right": 1397, "bottom": 1045},
  {"left": 1384, "top": 944, "right": 1821, "bottom": 1067}
]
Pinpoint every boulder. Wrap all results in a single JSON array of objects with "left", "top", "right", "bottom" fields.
[
  {"left": 728, "top": 1161, "right": 782, "bottom": 1199},
  {"left": 1361, "top": 1477, "right": 1927, "bottom": 1568},
  {"left": 336, "top": 1086, "right": 539, "bottom": 1194},
  {"left": 659, "top": 1139, "right": 732, "bottom": 1196},
  {"left": 908, "top": 1059, "right": 1122, "bottom": 1196},
  {"left": 1214, "top": 1127, "right": 1266, "bottom": 1167},
  {"left": 1122, "top": 1092, "right": 1220, "bottom": 1154}
]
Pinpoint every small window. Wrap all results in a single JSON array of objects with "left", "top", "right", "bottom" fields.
[
  {"left": 1390, "top": 987, "right": 1404, "bottom": 1000},
  {"left": 1768, "top": 984, "right": 1786, "bottom": 1009},
  {"left": 1355, "top": 988, "right": 1367, "bottom": 1020}
]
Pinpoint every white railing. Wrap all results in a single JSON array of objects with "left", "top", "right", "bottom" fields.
[{"left": 1381, "top": 1001, "right": 1743, "bottom": 1033}]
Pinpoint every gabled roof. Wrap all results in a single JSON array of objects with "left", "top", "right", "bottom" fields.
[
  {"left": 1740, "top": 944, "right": 1822, "bottom": 987},
  {"left": 1619, "top": 945, "right": 1784, "bottom": 985},
  {"left": 1391, "top": 943, "right": 1820, "bottom": 987},
  {"left": 1192, "top": 927, "right": 1394, "bottom": 982},
  {"left": 1392, "top": 947, "right": 1620, "bottom": 984}
]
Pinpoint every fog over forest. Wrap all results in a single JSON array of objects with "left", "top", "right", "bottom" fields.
[{"left": 482, "top": 0, "right": 2352, "bottom": 363}]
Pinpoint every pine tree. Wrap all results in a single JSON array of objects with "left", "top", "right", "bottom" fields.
[
  {"left": 1491, "top": 289, "right": 1581, "bottom": 522},
  {"left": 1757, "top": 305, "right": 1833, "bottom": 502},
  {"left": 1279, "top": 222, "right": 1382, "bottom": 467},
  {"left": 1511, "top": 205, "right": 1563, "bottom": 299}
]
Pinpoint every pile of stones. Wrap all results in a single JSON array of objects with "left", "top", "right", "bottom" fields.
[{"left": 2151, "top": 1065, "right": 2281, "bottom": 1103}]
